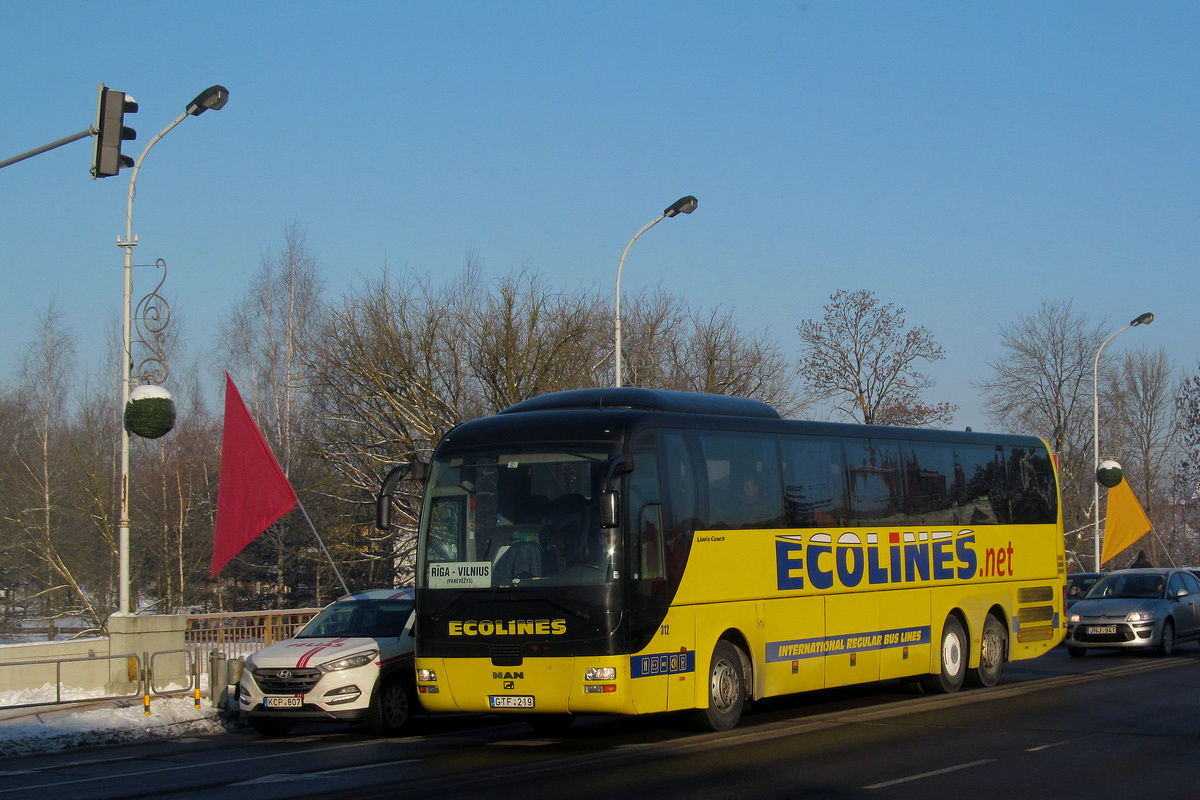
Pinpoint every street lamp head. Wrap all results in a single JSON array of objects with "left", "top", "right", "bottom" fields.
[
  {"left": 1130, "top": 312, "right": 1154, "bottom": 326},
  {"left": 186, "top": 85, "right": 229, "bottom": 116},
  {"left": 664, "top": 195, "right": 698, "bottom": 218}
]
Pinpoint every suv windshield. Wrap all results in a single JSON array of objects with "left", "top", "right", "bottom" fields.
[
  {"left": 420, "top": 447, "right": 616, "bottom": 589},
  {"left": 296, "top": 598, "right": 414, "bottom": 638}
]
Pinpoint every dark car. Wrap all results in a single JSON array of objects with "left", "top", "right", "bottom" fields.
[
  {"left": 1064, "top": 568, "right": 1200, "bottom": 657},
  {"left": 1066, "top": 572, "right": 1104, "bottom": 611}
]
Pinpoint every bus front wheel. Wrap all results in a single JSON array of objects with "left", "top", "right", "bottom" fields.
[
  {"left": 691, "top": 640, "right": 748, "bottom": 732},
  {"left": 921, "top": 616, "right": 967, "bottom": 694}
]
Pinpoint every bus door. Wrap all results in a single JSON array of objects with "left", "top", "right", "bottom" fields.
[{"left": 826, "top": 590, "right": 881, "bottom": 687}]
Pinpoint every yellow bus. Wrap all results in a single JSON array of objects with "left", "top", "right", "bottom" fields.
[{"left": 390, "top": 388, "right": 1064, "bottom": 731}]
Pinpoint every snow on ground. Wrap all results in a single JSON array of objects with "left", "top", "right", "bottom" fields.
[{"left": 0, "top": 684, "right": 237, "bottom": 757}]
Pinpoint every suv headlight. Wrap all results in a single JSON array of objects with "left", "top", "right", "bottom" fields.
[{"left": 320, "top": 650, "right": 378, "bottom": 672}]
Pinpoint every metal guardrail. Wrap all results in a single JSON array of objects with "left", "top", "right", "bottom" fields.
[
  {"left": 0, "top": 652, "right": 145, "bottom": 711},
  {"left": 0, "top": 608, "right": 322, "bottom": 711}
]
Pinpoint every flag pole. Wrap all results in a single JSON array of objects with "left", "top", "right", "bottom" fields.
[{"left": 295, "top": 498, "right": 351, "bottom": 597}]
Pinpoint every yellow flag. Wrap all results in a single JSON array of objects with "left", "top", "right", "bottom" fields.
[{"left": 1100, "top": 479, "right": 1153, "bottom": 565}]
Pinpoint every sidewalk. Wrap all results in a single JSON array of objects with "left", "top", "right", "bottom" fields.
[{"left": 0, "top": 694, "right": 231, "bottom": 756}]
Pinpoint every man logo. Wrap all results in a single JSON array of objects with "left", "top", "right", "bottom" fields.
[{"left": 503, "top": 681, "right": 515, "bottom": 690}]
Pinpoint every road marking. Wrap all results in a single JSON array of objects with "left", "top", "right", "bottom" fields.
[
  {"left": 1026, "top": 739, "right": 1071, "bottom": 752},
  {"left": 863, "top": 758, "right": 995, "bottom": 789},
  {"left": 234, "top": 759, "right": 417, "bottom": 784}
]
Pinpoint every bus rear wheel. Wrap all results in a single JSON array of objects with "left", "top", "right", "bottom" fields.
[
  {"left": 691, "top": 640, "right": 748, "bottom": 732},
  {"left": 921, "top": 615, "right": 967, "bottom": 694},
  {"left": 966, "top": 614, "right": 1006, "bottom": 688}
]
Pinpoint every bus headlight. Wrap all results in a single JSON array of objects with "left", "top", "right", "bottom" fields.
[
  {"left": 585, "top": 667, "right": 616, "bottom": 681},
  {"left": 417, "top": 669, "right": 438, "bottom": 682}
]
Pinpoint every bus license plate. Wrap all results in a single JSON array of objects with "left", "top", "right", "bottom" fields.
[
  {"left": 1088, "top": 625, "right": 1117, "bottom": 635},
  {"left": 489, "top": 695, "right": 534, "bottom": 709},
  {"left": 264, "top": 696, "right": 303, "bottom": 709}
]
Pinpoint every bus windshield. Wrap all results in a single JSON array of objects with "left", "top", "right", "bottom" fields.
[{"left": 420, "top": 447, "right": 617, "bottom": 589}]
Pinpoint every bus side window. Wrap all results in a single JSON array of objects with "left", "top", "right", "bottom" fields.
[
  {"left": 846, "top": 438, "right": 902, "bottom": 526},
  {"left": 662, "top": 432, "right": 698, "bottom": 551},
  {"left": 628, "top": 448, "right": 665, "bottom": 581},
  {"left": 638, "top": 502, "right": 666, "bottom": 580},
  {"left": 782, "top": 437, "right": 848, "bottom": 527},
  {"left": 955, "top": 444, "right": 1003, "bottom": 525}
]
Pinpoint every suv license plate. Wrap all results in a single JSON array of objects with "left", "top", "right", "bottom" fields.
[
  {"left": 1088, "top": 625, "right": 1117, "bottom": 635},
  {"left": 489, "top": 695, "right": 534, "bottom": 709},
  {"left": 264, "top": 696, "right": 303, "bottom": 709}
]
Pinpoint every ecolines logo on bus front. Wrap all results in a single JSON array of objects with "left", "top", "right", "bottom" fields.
[
  {"left": 447, "top": 619, "right": 567, "bottom": 636},
  {"left": 775, "top": 529, "right": 1015, "bottom": 591}
]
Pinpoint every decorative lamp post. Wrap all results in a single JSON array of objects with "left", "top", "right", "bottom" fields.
[
  {"left": 117, "top": 85, "right": 228, "bottom": 615},
  {"left": 614, "top": 195, "right": 697, "bottom": 387},
  {"left": 1092, "top": 311, "right": 1153, "bottom": 571}
]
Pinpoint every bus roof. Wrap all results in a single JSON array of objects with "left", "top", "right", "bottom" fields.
[
  {"left": 435, "top": 389, "right": 1047, "bottom": 455},
  {"left": 499, "top": 388, "right": 782, "bottom": 419}
]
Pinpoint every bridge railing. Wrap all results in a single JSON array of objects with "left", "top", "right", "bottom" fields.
[{"left": 184, "top": 608, "right": 322, "bottom": 666}]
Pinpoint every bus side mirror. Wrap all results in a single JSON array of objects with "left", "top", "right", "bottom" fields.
[
  {"left": 600, "top": 490, "right": 620, "bottom": 529},
  {"left": 599, "top": 452, "right": 633, "bottom": 529},
  {"left": 376, "top": 461, "right": 429, "bottom": 531}
]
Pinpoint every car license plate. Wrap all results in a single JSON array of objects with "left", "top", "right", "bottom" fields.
[
  {"left": 1088, "top": 625, "right": 1117, "bottom": 635},
  {"left": 264, "top": 696, "right": 303, "bottom": 709},
  {"left": 489, "top": 695, "right": 534, "bottom": 709}
]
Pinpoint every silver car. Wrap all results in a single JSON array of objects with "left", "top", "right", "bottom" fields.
[{"left": 1065, "top": 568, "right": 1200, "bottom": 657}]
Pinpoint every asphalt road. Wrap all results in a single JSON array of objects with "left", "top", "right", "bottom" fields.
[{"left": 3, "top": 645, "right": 1198, "bottom": 800}]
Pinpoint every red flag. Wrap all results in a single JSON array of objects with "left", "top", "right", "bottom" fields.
[{"left": 210, "top": 373, "right": 298, "bottom": 578}]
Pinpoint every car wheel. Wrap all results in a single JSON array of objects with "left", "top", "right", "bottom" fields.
[
  {"left": 1157, "top": 619, "right": 1176, "bottom": 657},
  {"left": 368, "top": 677, "right": 413, "bottom": 735},
  {"left": 690, "top": 640, "right": 748, "bottom": 732},
  {"left": 966, "top": 614, "right": 1006, "bottom": 688},
  {"left": 1066, "top": 646, "right": 1087, "bottom": 658},
  {"left": 251, "top": 719, "right": 292, "bottom": 736},
  {"left": 921, "top": 616, "right": 967, "bottom": 694}
]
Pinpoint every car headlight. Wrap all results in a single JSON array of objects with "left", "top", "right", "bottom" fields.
[
  {"left": 1068, "top": 613, "right": 1081, "bottom": 623},
  {"left": 1126, "top": 610, "right": 1154, "bottom": 623},
  {"left": 320, "top": 650, "right": 378, "bottom": 672}
]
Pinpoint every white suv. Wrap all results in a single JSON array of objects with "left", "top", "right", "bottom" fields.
[{"left": 236, "top": 588, "right": 415, "bottom": 736}]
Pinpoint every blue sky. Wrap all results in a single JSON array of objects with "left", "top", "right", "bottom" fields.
[{"left": 3, "top": 2, "right": 1197, "bottom": 430}]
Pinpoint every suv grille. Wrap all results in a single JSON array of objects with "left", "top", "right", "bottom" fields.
[{"left": 252, "top": 667, "right": 322, "bottom": 694}]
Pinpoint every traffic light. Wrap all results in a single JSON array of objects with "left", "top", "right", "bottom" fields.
[{"left": 92, "top": 83, "right": 138, "bottom": 178}]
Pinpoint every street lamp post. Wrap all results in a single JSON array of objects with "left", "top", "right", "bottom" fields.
[
  {"left": 1091, "top": 311, "right": 1154, "bottom": 572},
  {"left": 613, "top": 195, "right": 697, "bottom": 388},
  {"left": 117, "top": 86, "right": 228, "bottom": 615}
]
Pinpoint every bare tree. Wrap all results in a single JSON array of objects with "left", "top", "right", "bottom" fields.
[
  {"left": 797, "top": 289, "right": 955, "bottom": 426},
  {"left": 307, "top": 262, "right": 489, "bottom": 587},
  {"left": 1173, "top": 364, "right": 1200, "bottom": 565},
  {"left": 976, "top": 300, "right": 1111, "bottom": 567},
  {"left": 467, "top": 267, "right": 609, "bottom": 409},
  {"left": 1105, "top": 348, "right": 1178, "bottom": 508},
  {"left": 3, "top": 305, "right": 107, "bottom": 636},
  {"left": 616, "top": 286, "right": 689, "bottom": 389},
  {"left": 215, "top": 223, "right": 326, "bottom": 606}
]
